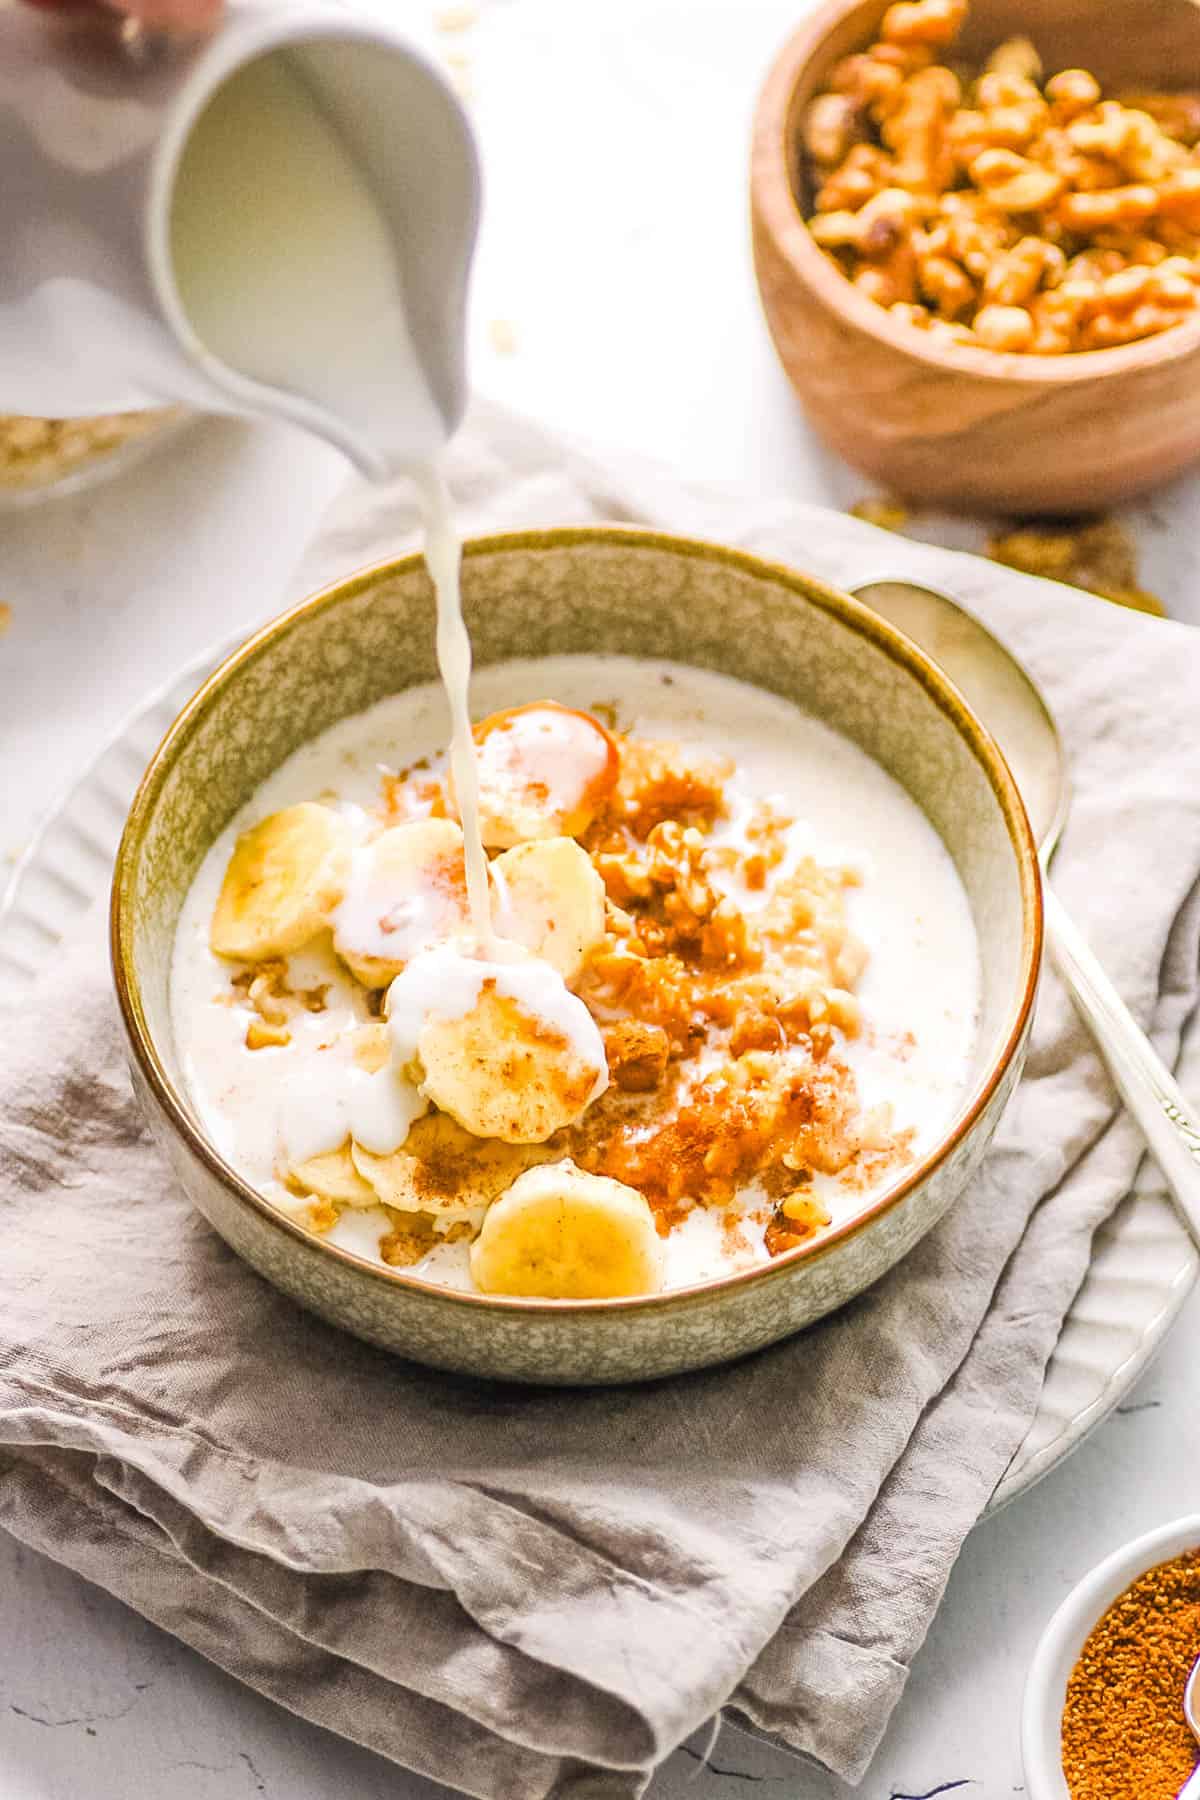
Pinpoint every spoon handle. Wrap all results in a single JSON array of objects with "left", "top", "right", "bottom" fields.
[{"left": 1045, "top": 884, "right": 1200, "bottom": 1251}]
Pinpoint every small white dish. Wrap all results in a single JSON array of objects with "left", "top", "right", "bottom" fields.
[{"left": 1022, "top": 1513, "right": 1200, "bottom": 1798}]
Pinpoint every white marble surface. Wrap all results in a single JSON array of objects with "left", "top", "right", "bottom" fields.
[{"left": 2, "top": 1, "right": 1199, "bottom": 1795}]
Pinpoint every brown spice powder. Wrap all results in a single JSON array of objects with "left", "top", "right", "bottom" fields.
[{"left": 1061, "top": 1549, "right": 1200, "bottom": 1799}]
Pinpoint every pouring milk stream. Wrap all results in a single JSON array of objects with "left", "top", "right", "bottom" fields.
[{"left": 0, "top": 4, "right": 604, "bottom": 1142}]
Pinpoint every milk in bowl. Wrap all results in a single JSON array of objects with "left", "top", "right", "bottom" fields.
[{"left": 171, "top": 655, "right": 981, "bottom": 1299}]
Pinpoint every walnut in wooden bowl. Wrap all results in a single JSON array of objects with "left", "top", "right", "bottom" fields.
[{"left": 751, "top": 0, "right": 1200, "bottom": 512}]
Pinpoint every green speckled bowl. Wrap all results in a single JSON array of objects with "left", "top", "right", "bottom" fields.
[{"left": 111, "top": 528, "right": 1042, "bottom": 1384}]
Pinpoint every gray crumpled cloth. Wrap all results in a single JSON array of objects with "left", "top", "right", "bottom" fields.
[{"left": 4, "top": 405, "right": 1200, "bottom": 1795}]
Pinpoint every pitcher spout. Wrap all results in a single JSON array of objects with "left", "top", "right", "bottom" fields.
[{"left": 0, "top": 4, "right": 480, "bottom": 475}]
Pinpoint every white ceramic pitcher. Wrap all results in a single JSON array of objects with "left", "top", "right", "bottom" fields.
[{"left": 0, "top": 2, "right": 480, "bottom": 477}]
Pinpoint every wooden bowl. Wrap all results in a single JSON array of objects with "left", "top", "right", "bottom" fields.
[{"left": 751, "top": 0, "right": 1200, "bottom": 514}]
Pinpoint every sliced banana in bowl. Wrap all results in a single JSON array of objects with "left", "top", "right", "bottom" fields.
[
  {"left": 211, "top": 803, "right": 351, "bottom": 962},
  {"left": 416, "top": 985, "right": 606, "bottom": 1142},
  {"left": 472, "top": 702, "right": 619, "bottom": 848},
  {"left": 470, "top": 1160, "right": 665, "bottom": 1299},
  {"left": 287, "top": 1143, "right": 378, "bottom": 1209},
  {"left": 351, "top": 1114, "right": 555, "bottom": 1218},
  {"left": 490, "top": 837, "right": 606, "bottom": 980},
  {"left": 384, "top": 942, "right": 610, "bottom": 1146},
  {"left": 332, "top": 818, "right": 470, "bottom": 988}
]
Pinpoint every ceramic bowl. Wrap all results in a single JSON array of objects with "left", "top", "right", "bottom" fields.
[
  {"left": 750, "top": 0, "right": 1200, "bottom": 513},
  {"left": 1022, "top": 1514, "right": 1200, "bottom": 1797},
  {"left": 111, "top": 528, "right": 1041, "bottom": 1384}
]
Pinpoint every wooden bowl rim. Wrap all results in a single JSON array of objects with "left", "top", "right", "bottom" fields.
[
  {"left": 110, "top": 526, "right": 1042, "bottom": 1322},
  {"left": 751, "top": 0, "right": 1200, "bottom": 387}
]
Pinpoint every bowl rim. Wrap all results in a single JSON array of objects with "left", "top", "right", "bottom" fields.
[
  {"left": 751, "top": 0, "right": 1200, "bottom": 385},
  {"left": 111, "top": 523, "right": 1043, "bottom": 1319},
  {"left": 1020, "top": 1513, "right": 1200, "bottom": 1798}
]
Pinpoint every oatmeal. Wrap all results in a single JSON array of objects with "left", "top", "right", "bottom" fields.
[
  {"left": 804, "top": 0, "right": 1200, "bottom": 352},
  {"left": 0, "top": 409, "right": 180, "bottom": 494},
  {"left": 171, "top": 657, "right": 980, "bottom": 1297}
]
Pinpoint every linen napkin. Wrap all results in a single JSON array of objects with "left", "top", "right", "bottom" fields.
[{"left": 3, "top": 403, "right": 1200, "bottom": 1795}]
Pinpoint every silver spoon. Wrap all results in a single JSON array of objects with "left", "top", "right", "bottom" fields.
[
  {"left": 1182, "top": 1654, "right": 1200, "bottom": 1799},
  {"left": 855, "top": 579, "right": 1200, "bottom": 1249}
]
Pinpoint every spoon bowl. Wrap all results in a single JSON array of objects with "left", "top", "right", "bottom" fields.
[
  {"left": 855, "top": 581, "right": 1069, "bottom": 857},
  {"left": 854, "top": 578, "right": 1200, "bottom": 1254}
]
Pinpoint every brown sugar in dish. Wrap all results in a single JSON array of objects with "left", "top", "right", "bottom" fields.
[{"left": 1061, "top": 1549, "right": 1200, "bottom": 1799}]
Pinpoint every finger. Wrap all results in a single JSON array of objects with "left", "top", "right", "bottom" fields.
[{"left": 114, "top": 0, "right": 224, "bottom": 25}]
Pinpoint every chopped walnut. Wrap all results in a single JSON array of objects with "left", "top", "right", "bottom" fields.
[
  {"left": 603, "top": 1020, "right": 671, "bottom": 1092},
  {"left": 764, "top": 1190, "right": 834, "bottom": 1255},
  {"left": 591, "top": 737, "right": 731, "bottom": 842},
  {"left": 987, "top": 518, "right": 1166, "bottom": 614},
  {"left": 379, "top": 1215, "right": 438, "bottom": 1267},
  {"left": 231, "top": 958, "right": 329, "bottom": 1034},
  {"left": 246, "top": 1018, "right": 291, "bottom": 1051},
  {"left": 1118, "top": 90, "right": 1200, "bottom": 149},
  {"left": 803, "top": 3, "right": 1200, "bottom": 352},
  {"left": 880, "top": 0, "right": 966, "bottom": 48},
  {"left": 569, "top": 767, "right": 884, "bottom": 1241},
  {"left": 781, "top": 1191, "right": 834, "bottom": 1229},
  {"left": 851, "top": 496, "right": 911, "bottom": 531}
]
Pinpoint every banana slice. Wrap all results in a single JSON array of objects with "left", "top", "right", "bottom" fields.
[
  {"left": 211, "top": 803, "right": 350, "bottom": 962},
  {"left": 350, "top": 1022, "right": 391, "bottom": 1073},
  {"left": 490, "top": 837, "right": 606, "bottom": 980},
  {"left": 287, "top": 1143, "right": 378, "bottom": 1209},
  {"left": 469, "top": 1160, "right": 665, "bottom": 1299},
  {"left": 416, "top": 981, "right": 607, "bottom": 1143},
  {"left": 332, "top": 818, "right": 469, "bottom": 988},
  {"left": 472, "top": 703, "right": 619, "bottom": 848},
  {"left": 351, "top": 1114, "right": 553, "bottom": 1218}
]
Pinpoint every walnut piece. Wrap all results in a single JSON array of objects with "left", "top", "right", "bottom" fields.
[{"left": 803, "top": 2, "right": 1200, "bottom": 353}]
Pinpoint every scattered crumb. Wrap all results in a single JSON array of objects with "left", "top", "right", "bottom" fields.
[
  {"left": 380, "top": 1219, "right": 437, "bottom": 1268},
  {"left": 434, "top": 3, "right": 478, "bottom": 32},
  {"left": 849, "top": 497, "right": 1166, "bottom": 616},
  {"left": 245, "top": 1018, "right": 291, "bottom": 1051},
  {"left": 487, "top": 318, "right": 519, "bottom": 356},
  {"left": 5, "top": 844, "right": 25, "bottom": 866},
  {"left": 850, "top": 496, "right": 910, "bottom": 533},
  {"left": 987, "top": 519, "right": 1166, "bottom": 616},
  {"left": 0, "top": 603, "right": 11, "bottom": 639},
  {"left": 444, "top": 46, "right": 472, "bottom": 70}
]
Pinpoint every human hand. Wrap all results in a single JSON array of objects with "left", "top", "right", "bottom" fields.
[{"left": 21, "top": 0, "right": 223, "bottom": 32}]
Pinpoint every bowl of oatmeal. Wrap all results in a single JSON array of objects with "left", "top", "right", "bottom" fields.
[
  {"left": 112, "top": 528, "right": 1040, "bottom": 1384},
  {"left": 751, "top": 0, "right": 1200, "bottom": 510},
  {"left": 0, "top": 409, "right": 188, "bottom": 507}
]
